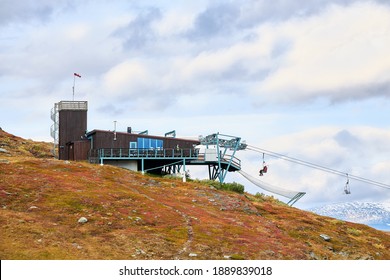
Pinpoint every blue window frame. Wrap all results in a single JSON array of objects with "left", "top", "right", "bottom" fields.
[
  {"left": 129, "top": 142, "right": 137, "bottom": 149},
  {"left": 137, "top": 137, "right": 163, "bottom": 149}
]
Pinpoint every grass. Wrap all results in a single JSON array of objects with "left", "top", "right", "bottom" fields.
[{"left": 1, "top": 129, "right": 390, "bottom": 260}]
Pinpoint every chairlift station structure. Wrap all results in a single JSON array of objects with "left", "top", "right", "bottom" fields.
[
  {"left": 51, "top": 100, "right": 306, "bottom": 206},
  {"left": 51, "top": 101, "right": 244, "bottom": 182}
]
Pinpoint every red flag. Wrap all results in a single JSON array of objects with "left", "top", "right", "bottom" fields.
[{"left": 74, "top": 73, "right": 81, "bottom": 78}]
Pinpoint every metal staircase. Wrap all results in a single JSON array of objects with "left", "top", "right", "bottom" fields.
[{"left": 50, "top": 103, "right": 59, "bottom": 157}]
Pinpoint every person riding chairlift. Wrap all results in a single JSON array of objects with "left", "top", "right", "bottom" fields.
[
  {"left": 259, "top": 153, "right": 268, "bottom": 176},
  {"left": 259, "top": 162, "right": 268, "bottom": 176},
  {"left": 259, "top": 165, "right": 268, "bottom": 176},
  {"left": 344, "top": 174, "right": 351, "bottom": 194}
]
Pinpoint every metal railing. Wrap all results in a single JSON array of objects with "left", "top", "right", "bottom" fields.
[
  {"left": 92, "top": 148, "right": 241, "bottom": 170},
  {"left": 57, "top": 101, "right": 88, "bottom": 111},
  {"left": 221, "top": 154, "right": 241, "bottom": 169},
  {"left": 96, "top": 148, "right": 199, "bottom": 159}
]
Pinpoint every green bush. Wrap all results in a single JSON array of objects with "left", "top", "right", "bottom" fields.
[
  {"left": 221, "top": 181, "right": 245, "bottom": 194},
  {"left": 199, "top": 179, "right": 245, "bottom": 194}
]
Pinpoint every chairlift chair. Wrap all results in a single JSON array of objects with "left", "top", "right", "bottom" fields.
[
  {"left": 344, "top": 174, "right": 351, "bottom": 194},
  {"left": 259, "top": 153, "right": 268, "bottom": 176}
]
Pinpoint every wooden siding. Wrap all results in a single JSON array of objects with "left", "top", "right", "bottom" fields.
[
  {"left": 88, "top": 130, "right": 200, "bottom": 150},
  {"left": 58, "top": 110, "right": 87, "bottom": 160},
  {"left": 67, "top": 140, "right": 90, "bottom": 161}
]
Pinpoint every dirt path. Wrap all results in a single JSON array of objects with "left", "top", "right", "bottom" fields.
[{"left": 128, "top": 185, "right": 194, "bottom": 258}]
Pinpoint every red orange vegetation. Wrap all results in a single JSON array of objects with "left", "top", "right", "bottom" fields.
[{"left": 0, "top": 129, "right": 389, "bottom": 259}]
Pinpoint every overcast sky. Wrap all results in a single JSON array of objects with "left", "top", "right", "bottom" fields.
[{"left": 1, "top": 0, "right": 390, "bottom": 209}]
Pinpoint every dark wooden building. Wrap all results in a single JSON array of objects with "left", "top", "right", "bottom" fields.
[
  {"left": 87, "top": 129, "right": 200, "bottom": 172},
  {"left": 56, "top": 101, "right": 88, "bottom": 160},
  {"left": 52, "top": 100, "right": 242, "bottom": 181},
  {"left": 53, "top": 100, "right": 200, "bottom": 171},
  {"left": 87, "top": 129, "right": 199, "bottom": 151}
]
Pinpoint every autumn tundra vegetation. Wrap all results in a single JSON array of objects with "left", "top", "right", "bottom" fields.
[{"left": 0, "top": 129, "right": 389, "bottom": 260}]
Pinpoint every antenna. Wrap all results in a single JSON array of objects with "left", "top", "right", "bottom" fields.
[{"left": 113, "top": 120, "right": 117, "bottom": 141}]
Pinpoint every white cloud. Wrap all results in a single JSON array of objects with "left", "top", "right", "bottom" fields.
[
  {"left": 253, "top": 2, "right": 390, "bottom": 102},
  {"left": 178, "top": 39, "right": 271, "bottom": 81},
  {"left": 153, "top": 9, "right": 195, "bottom": 37},
  {"left": 103, "top": 60, "right": 149, "bottom": 96}
]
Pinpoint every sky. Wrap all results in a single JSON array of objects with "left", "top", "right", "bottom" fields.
[{"left": 1, "top": 0, "right": 390, "bottom": 209}]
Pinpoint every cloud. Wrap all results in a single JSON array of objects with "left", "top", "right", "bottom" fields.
[
  {"left": 187, "top": 3, "right": 239, "bottom": 39},
  {"left": 187, "top": 0, "right": 326, "bottom": 40},
  {"left": 0, "top": 0, "right": 74, "bottom": 26},
  {"left": 100, "top": 58, "right": 183, "bottom": 112},
  {"left": 252, "top": 1, "right": 390, "bottom": 103},
  {"left": 334, "top": 129, "right": 361, "bottom": 149},
  {"left": 103, "top": 60, "right": 149, "bottom": 95},
  {"left": 185, "top": 0, "right": 388, "bottom": 40},
  {"left": 113, "top": 7, "right": 162, "bottom": 50}
]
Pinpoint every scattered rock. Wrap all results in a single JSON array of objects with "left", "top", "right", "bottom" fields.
[
  {"left": 320, "top": 234, "right": 331, "bottom": 241},
  {"left": 72, "top": 243, "right": 83, "bottom": 249},
  {"left": 223, "top": 255, "right": 231, "bottom": 259},
  {"left": 0, "top": 148, "right": 9, "bottom": 153},
  {"left": 189, "top": 253, "right": 198, "bottom": 257},
  {"left": 310, "top": 252, "right": 320, "bottom": 260},
  {"left": 0, "top": 159, "right": 10, "bottom": 163},
  {"left": 0, "top": 141, "right": 8, "bottom": 146},
  {"left": 2, "top": 190, "right": 12, "bottom": 195},
  {"left": 338, "top": 251, "right": 349, "bottom": 258},
  {"left": 358, "top": 255, "right": 373, "bottom": 260},
  {"left": 136, "top": 249, "right": 146, "bottom": 255},
  {"left": 78, "top": 217, "right": 88, "bottom": 224},
  {"left": 28, "top": 206, "right": 39, "bottom": 211},
  {"left": 149, "top": 179, "right": 157, "bottom": 184}
]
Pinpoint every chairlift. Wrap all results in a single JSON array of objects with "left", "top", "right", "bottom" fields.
[
  {"left": 344, "top": 173, "right": 351, "bottom": 194},
  {"left": 259, "top": 153, "right": 268, "bottom": 176}
]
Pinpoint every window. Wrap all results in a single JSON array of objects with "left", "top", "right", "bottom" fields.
[
  {"left": 129, "top": 142, "right": 137, "bottom": 149},
  {"left": 137, "top": 137, "right": 163, "bottom": 149}
]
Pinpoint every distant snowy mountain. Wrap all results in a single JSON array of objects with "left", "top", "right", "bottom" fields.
[{"left": 309, "top": 201, "right": 390, "bottom": 231}]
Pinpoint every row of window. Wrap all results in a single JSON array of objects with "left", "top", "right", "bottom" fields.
[{"left": 130, "top": 137, "right": 164, "bottom": 149}]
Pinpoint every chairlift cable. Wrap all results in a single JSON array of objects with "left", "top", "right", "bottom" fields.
[{"left": 246, "top": 145, "right": 390, "bottom": 190}]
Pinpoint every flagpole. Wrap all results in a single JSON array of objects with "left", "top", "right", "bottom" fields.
[
  {"left": 72, "top": 74, "right": 76, "bottom": 101},
  {"left": 73, "top": 73, "right": 81, "bottom": 101}
]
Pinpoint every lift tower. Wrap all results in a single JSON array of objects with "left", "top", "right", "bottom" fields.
[{"left": 200, "top": 133, "right": 247, "bottom": 183}]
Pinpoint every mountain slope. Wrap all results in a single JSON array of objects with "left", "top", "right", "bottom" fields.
[
  {"left": 310, "top": 202, "right": 390, "bottom": 231},
  {"left": 1, "top": 129, "right": 389, "bottom": 260}
]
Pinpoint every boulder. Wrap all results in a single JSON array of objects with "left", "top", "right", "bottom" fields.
[
  {"left": 78, "top": 217, "right": 88, "bottom": 224},
  {"left": 320, "top": 234, "right": 331, "bottom": 241}
]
